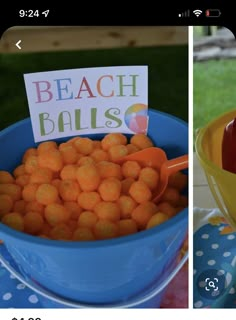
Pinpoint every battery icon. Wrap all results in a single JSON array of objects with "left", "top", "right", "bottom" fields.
[{"left": 205, "top": 9, "right": 221, "bottom": 17}]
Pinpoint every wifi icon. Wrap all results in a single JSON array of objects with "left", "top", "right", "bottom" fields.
[{"left": 193, "top": 9, "right": 202, "bottom": 17}]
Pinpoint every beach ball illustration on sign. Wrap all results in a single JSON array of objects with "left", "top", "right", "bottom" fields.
[{"left": 125, "top": 104, "right": 148, "bottom": 134}]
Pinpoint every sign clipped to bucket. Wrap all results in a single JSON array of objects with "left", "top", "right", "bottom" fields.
[{"left": 24, "top": 66, "right": 148, "bottom": 142}]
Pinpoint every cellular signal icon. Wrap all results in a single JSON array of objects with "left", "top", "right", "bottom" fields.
[
  {"left": 178, "top": 10, "right": 190, "bottom": 17},
  {"left": 193, "top": 9, "right": 202, "bottom": 17}
]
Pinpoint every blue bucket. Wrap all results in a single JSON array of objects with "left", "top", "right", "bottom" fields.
[
  {"left": 0, "top": 244, "right": 188, "bottom": 308},
  {"left": 0, "top": 109, "right": 188, "bottom": 306}
]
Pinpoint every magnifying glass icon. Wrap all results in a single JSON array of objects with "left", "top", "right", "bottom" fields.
[{"left": 208, "top": 281, "right": 216, "bottom": 289}]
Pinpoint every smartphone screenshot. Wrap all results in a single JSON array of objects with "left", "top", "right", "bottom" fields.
[
  {"left": 0, "top": 4, "right": 235, "bottom": 320},
  {"left": 0, "top": 25, "right": 188, "bottom": 312},
  {"left": 193, "top": 25, "right": 236, "bottom": 308}
]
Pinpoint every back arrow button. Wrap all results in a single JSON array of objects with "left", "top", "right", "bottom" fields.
[{"left": 16, "top": 40, "right": 22, "bottom": 50}]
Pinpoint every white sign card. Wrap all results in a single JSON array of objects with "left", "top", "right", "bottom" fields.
[{"left": 24, "top": 66, "right": 148, "bottom": 142}]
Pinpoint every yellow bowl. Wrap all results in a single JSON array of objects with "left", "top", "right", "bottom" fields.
[{"left": 195, "top": 109, "right": 236, "bottom": 227}]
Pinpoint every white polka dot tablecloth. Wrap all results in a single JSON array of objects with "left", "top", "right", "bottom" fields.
[
  {"left": 194, "top": 207, "right": 236, "bottom": 308},
  {"left": 0, "top": 245, "right": 41, "bottom": 308}
]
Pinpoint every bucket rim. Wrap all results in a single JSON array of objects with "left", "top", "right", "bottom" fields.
[
  {"left": 195, "top": 109, "right": 236, "bottom": 179},
  {"left": 0, "top": 109, "right": 188, "bottom": 249},
  {"left": 0, "top": 108, "right": 188, "bottom": 137}
]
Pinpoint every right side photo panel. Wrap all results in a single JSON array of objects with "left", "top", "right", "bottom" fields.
[{"left": 193, "top": 26, "right": 236, "bottom": 308}]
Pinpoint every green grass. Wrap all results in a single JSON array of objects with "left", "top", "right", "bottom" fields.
[
  {"left": 194, "top": 59, "right": 236, "bottom": 131},
  {"left": 193, "top": 26, "right": 218, "bottom": 39},
  {"left": 0, "top": 45, "right": 188, "bottom": 130},
  {"left": 193, "top": 26, "right": 205, "bottom": 39}
]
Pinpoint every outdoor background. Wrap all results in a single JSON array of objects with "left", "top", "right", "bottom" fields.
[
  {"left": 0, "top": 26, "right": 188, "bottom": 131},
  {"left": 194, "top": 26, "right": 236, "bottom": 133}
]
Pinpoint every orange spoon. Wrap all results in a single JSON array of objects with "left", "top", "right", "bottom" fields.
[{"left": 118, "top": 147, "right": 188, "bottom": 203}]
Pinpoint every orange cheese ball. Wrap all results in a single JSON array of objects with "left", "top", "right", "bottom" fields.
[
  {"left": 108, "top": 145, "right": 128, "bottom": 162},
  {"left": 2, "top": 212, "right": 24, "bottom": 232},
  {"left": 161, "top": 187, "right": 180, "bottom": 206},
  {"left": 78, "top": 211, "right": 98, "bottom": 228},
  {"left": 24, "top": 211, "right": 44, "bottom": 235},
  {"left": 37, "top": 141, "right": 57, "bottom": 155},
  {"left": 24, "top": 155, "right": 39, "bottom": 174},
  {"left": 168, "top": 172, "right": 188, "bottom": 191},
  {"left": 157, "top": 202, "right": 177, "bottom": 218},
  {"left": 0, "top": 183, "right": 22, "bottom": 201},
  {"left": 121, "top": 177, "right": 135, "bottom": 195},
  {"left": 0, "top": 194, "right": 13, "bottom": 216},
  {"left": 60, "top": 164, "right": 77, "bottom": 180},
  {"left": 118, "top": 219, "right": 138, "bottom": 236},
  {"left": 50, "top": 224, "right": 72, "bottom": 240},
  {"left": 64, "top": 201, "right": 82, "bottom": 220},
  {"left": 30, "top": 167, "right": 53, "bottom": 184},
  {"left": 131, "top": 201, "right": 158, "bottom": 229},
  {"left": 36, "top": 184, "right": 59, "bottom": 205},
  {"left": 13, "top": 164, "right": 26, "bottom": 178},
  {"left": 130, "top": 134, "right": 154, "bottom": 150},
  {"left": 38, "top": 149, "right": 63, "bottom": 172},
  {"left": 22, "top": 148, "right": 37, "bottom": 164},
  {"left": 25, "top": 201, "right": 44, "bottom": 214},
  {"left": 22, "top": 183, "right": 38, "bottom": 202},
  {"left": 122, "top": 161, "right": 141, "bottom": 179},
  {"left": 94, "top": 201, "right": 120, "bottom": 222},
  {"left": 0, "top": 171, "right": 14, "bottom": 184},
  {"left": 13, "top": 200, "right": 26, "bottom": 215},
  {"left": 96, "top": 161, "right": 122, "bottom": 180},
  {"left": 73, "top": 227, "right": 95, "bottom": 241},
  {"left": 129, "top": 181, "right": 152, "bottom": 203},
  {"left": 45, "top": 203, "right": 71, "bottom": 226},
  {"left": 15, "top": 174, "right": 30, "bottom": 187},
  {"left": 117, "top": 195, "right": 137, "bottom": 219},
  {"left": 93, "top": 220, "right": 119, "bottom": 240},
  {"left": 60, "top": 145, "right": 78, "bottom": 165},
  {"left": 0, "top": 133, "right": 188, "bottom": 242},
  {"left": 98, "top": 177, "right": 121, "bottom": 201},
  {"left": 58, "top": 142, "right": 70, "bottom": 151},
  {"left": 126, "top": 144, "right": 140, "bottom": 154},
  {"left": 101, "top": 133, "right": 127, "bottom": 151},
  {"left": 59, "top": 180, "right": 80, "bottom": 201},
  {"left": 139, "top": 167, "right": 159, "bottom": 190},
  {"left": 76, "top": 164, "right": 101, "bottom": 191},
  {"left": 77, "top": 156, "right": 95, "bottom": 166},
  {"left": 67, "top": 136, "right": 80, "bottom": 145},
  {"left": 146, "top": 212, "right": 169, "bottom": 229},
  {"left": 91, "top": 149, "right": 109, "bottom": 162},
  {"left": 77, "top": 191, "right": 101, "bottom": 211},
  {"left": 74, "top": 138, "right": 94, "bottom": 155}
]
